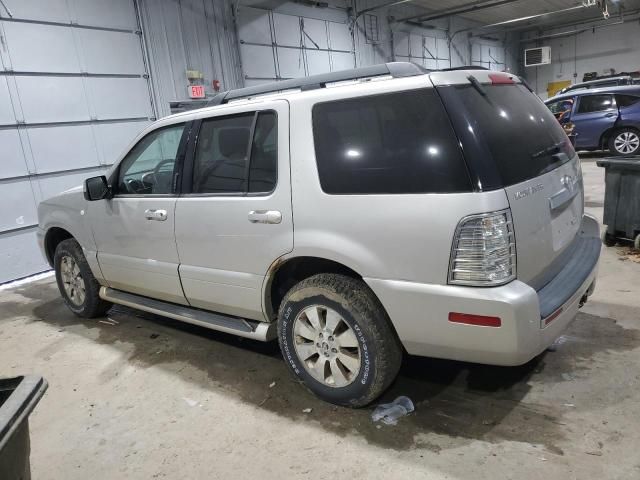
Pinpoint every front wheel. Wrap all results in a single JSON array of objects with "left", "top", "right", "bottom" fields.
[
  {"left": 608, "top": 129, "right": 640, "bottom": 156},
  {"left": 54, "top": 238, "right": 111, "bottom": 318},
  {"left": 277, "top": 274, "right": 402, "bottom": 407}
]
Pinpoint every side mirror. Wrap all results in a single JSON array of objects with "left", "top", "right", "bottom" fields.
[{"left": 84, "top": 175, "right": 112, "bottom": 201}]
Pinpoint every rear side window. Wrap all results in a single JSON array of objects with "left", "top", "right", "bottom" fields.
[
  {"left": 576, "top": 94, "right": 615, "bottom": 113},
  {"left": 192, "top": 111, "right": 277, "bottom": 194},
  {"left": 616, "top": 94, "right": 640, "bottom": 108},
  {"left": 312, "top": 89, "right": 471, "bottom": 194}
]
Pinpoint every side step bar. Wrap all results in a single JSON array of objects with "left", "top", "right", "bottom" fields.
[{"left": 99, "top": 287, "right": 276, "bottom": 341}]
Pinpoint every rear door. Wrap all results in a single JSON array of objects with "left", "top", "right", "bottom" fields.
[
  {"left": 174, "top": 100, "right": 292, "bottom": 321},
  {"left": 571, "top": 93, "right": 618, "bottom": 149}
]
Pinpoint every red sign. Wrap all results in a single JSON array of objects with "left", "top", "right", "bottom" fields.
[{"left": 188, "top": 85, "right": 205, "bottom": 99}]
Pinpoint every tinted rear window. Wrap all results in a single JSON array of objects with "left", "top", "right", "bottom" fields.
[
  {"left": 437, "top": 83, "right": 575, "bottom": 188},
  {"left": 312, "top": 89, "right": 471, "bottom": 194}
]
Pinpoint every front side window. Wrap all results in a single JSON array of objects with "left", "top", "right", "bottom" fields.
[
  {"left": 192, "top": 111, "right": 277, "bottom": 194},
  {"left": 576, "top": 94, "right": 615, "bottom": 114},
  {"left": 117, "top": 124, "right": 185, "bottom": 195},
  {"left": 312, "top": 89, "right": 471, "bottom": 194},
  {"left": 547, "top": 98, "right": 574, "bottom": 122}
]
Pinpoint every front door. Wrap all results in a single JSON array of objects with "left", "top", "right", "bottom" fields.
[
  {"left": 571, "top": 93, "right": 618, "bottom": 149},
  {"left": 175, "top": 101, "right": 293, "bottom": 320},
  {"left": 89, "top": 122, "right": 189, "bottom": 304}
]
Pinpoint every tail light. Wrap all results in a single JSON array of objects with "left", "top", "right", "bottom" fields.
[{"left": 448, "top": 210, "right": 516, "bottom": 286}]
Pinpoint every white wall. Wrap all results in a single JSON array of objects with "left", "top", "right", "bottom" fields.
[
  {"left": 353, "top": 0, "right": 519, "bottom": 73},
  {"left": 522, "top": 18, "right": 640, "bottom": 99}
]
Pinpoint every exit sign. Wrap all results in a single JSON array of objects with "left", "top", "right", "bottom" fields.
[{"left": 188, "top": 85, "right": 205, "bottom": 99}]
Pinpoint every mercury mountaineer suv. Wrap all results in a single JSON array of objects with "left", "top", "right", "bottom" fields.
[{"left": 37, "top": 63, "right": 601, "bottom": 407}]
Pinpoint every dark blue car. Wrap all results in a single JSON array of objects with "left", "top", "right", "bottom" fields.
[{"left": 545, "top": 85, "right": 640, "bottom": 156}]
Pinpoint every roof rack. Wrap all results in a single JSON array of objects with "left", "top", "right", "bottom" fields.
[
  {"left": 208, "top": 62, "right": 428, "bottom": 106},
  {"left": 439, "top": 66, "right": 489, "bottom": 71}
]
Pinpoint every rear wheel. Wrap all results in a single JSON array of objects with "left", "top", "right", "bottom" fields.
[
  {"left": 277, "top": 274, "right": 402, "bottom": 407},
  {"left": 609, "top": 129, "right": 640, "bottom": 156},
  {"left": 54, "top": 238, "right": 111, "bottom": 318}
]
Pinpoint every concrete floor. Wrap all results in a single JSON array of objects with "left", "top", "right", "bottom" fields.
[{"left": 1, "top": 157, "right": 640, "bottom": 479}]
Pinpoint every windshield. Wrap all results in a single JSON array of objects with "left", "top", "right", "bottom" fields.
[{"left": 436, "top": 83, "right": 575, "bottom": 189}]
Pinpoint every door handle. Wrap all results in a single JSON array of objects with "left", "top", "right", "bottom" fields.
[
  {"left": 605, "top": 112, "right": 616, "bottom": 118},
  {"left": 248, "top": 210, "right": 282, "bottom": 224},
  {"left": 144, "top": 209, "right": 168, "bottom": 221}
]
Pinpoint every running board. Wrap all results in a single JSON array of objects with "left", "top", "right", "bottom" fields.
[{"left": 99, "top": 287, "right": 276, "bottom": 341}]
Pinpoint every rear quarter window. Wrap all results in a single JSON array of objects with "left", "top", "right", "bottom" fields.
[
  {"left": 312, "top": 89, "right": 471, "bottom": 194},
  {"left": 616, "top": 94, "right": 640, "bottom": 108}
]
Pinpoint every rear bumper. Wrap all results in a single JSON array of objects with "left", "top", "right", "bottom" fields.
[{"left": 365, "top": 214, "right": 601, "bottom": 366}]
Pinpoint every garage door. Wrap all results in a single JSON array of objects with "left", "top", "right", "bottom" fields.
[
  {"left": 0, "top": 0, "right": 155, "bottom": 283},
  {"left": 471, "top": 43, "right": 506, "bottom": 71},
  {"left": 237, "top": 5, "right": 355, "bottom": 87},
  {"left": 392, "top": 31, "right": 451, "bottom": 69}
]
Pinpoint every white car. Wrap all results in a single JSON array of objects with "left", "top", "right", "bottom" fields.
[{"left": 38, "top": 63, "right": 601, "bottom": 407}]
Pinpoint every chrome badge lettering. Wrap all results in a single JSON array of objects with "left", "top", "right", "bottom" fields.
[{"left": 514, "top": 183, "right": 544, "bottom": 200}]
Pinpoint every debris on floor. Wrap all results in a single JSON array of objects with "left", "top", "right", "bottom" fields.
[
  {"left": 371, "top": 396, "right": 415, "bottom": 426},
  {"left": 269, "top": 381, "right": 276, "bottom": 388},
  {"left": 302, "top": 408, "right": 313, "bottom": 414},
  {"left": 617, "top": 246, "right": 640, "bottom": 263},
  {"left": 183, "top": 397, "right": 199, "bottom": 407}
]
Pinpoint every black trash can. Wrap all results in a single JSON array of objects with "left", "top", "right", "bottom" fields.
[
  {"left": 0, "top": 376, "right": 48, "bottom": 480},
  {"left": 596, "top": 157, "right": 640, "bottom": 248}
]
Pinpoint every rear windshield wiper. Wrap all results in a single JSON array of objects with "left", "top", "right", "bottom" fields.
[
  {"left": 531, "top": 141, "right": 565, "bottom": 159},
  {"left": 467, "top": 75, "right": 487, "bottom": 96}
]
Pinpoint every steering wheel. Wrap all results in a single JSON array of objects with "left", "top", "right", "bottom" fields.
[
  {"left": 140, "top": 159, "right": 175, "bottom": 192},
  {"left": 153, "top": 159, "right": 175, "bottom": 175}
]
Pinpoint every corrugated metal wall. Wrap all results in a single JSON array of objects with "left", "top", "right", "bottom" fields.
[
  {"left": 137, "top": 0, "right": 243, "bottom": 118},
  {"left": 0, "top": 0, "right": 155, "bottom": 283}
]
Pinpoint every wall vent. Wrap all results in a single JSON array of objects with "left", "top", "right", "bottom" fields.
[{"left": 524, "top": 46, "right": 551, "bottom": 67}]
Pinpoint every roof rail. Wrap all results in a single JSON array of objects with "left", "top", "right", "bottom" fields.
[
  {"left": 439, "top": 66, "right": 489, "bottom": 71},
  {"left": 208, "top": 62, "right": 428, "bottom": 106}
]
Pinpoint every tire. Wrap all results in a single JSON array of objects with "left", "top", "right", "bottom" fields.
[
  {"left": 608, "top": 129, "right": 640, "bottom": 156},
  {"left": 602, "top": 231, "right": 617, "bottom": 247},
  {"left": 277, "top": 274, "right": 402, "bottom": 407},
  {"left": 54, "top": 238, "right": 111, "bottom": 318}
]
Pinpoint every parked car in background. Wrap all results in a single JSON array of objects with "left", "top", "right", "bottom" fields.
[
  {"left": 546, "top": 85, "right": 640, "bottom": 155},
  {"left": 558, "top": 76, "right": 634, "bottom": 95}
]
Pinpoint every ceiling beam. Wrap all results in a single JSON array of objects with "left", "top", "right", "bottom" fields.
[
  {"left": 394, "top": 0, "right": 523, "bottom": 24},
  {"left": 355, "top": 0, "right": 414, "bottom": 18}
]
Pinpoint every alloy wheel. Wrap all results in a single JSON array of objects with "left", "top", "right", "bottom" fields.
[
  {"left": 614, "top": 131, "right": 640, "bottom": 154},
  {"left": 293, "top": 305, "right": 361, "bottom": 388},
  {"left": 60, "top": 255, "right": 86, "bottom": 306}
]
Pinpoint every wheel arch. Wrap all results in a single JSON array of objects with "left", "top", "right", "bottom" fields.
[
  {"left": 264, "top": 255, "right": 382, "bottom": 322},
  {"left": 601, "top": 124, "right": 640, "bottom": 150},
  {"left": 44, "top": 227, "right": 74, "bottom": 266}
]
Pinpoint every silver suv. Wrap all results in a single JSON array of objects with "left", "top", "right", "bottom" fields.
[{"left": 37, "top": 63, "right": 601, "bottom": 407}]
